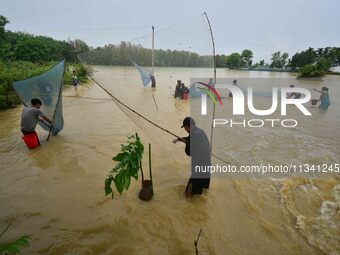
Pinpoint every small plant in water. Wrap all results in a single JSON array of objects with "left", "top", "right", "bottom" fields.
[
  {"left": 0, "top": 235, "right": 30, "bottom": 255},
  {"left": 105, "top": 133, "right": 144, "bottom": 197}
]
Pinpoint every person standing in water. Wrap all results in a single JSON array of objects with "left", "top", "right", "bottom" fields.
[
  {"left": 172, "top": 117, "right": 211, "bottom": 196},
  {"left": 150, "top": 74, "right": 156, "bottom": 88},
  {"left": 181, "top": 83, "right": 189, "bottom": 100},
  {"left": 72, "top": 70, "right": 79, "bottom": 91},
  {"left": 313, "top": 87, "right": 330, "bottom": 110},
  {"left": 174, "top": 80, "right": 184, "bottom": 98},
  {"left": 229, "top": 79, "right": 238, "bottom": 97},
  {"left": 21, "top": 98, "right": 52, "bottom": 144}
]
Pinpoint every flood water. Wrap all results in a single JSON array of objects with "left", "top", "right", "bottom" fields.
[{"left": 0, "top": 66, "right": 339, "bottom": 255}]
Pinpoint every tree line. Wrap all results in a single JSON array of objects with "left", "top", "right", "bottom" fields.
[
  {"left": 1, "top": 13, "right": 340, "bottom": 109},
  {"left": 80, "top": 41, "right": 212, "bottom": 67},
  {"left": 1, "top": 19, "right": 75, "bottom": 63},
  {"left": 216, "top": 47, "right": 340, "bottom": 77}
]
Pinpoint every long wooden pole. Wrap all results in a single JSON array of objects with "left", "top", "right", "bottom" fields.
[
  {"left": 149, "top": 143, "right": 153, "bottom": 194},
  {"left": 152, "top": 26, "right": 155, "bottom": 74},
  {"left": 203, "top": 12, "right": 217, "bottom": 154}
]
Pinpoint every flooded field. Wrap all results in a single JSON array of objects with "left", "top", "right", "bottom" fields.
[{"left": 0, "top": 66, "right": 339, "bottom": 254}]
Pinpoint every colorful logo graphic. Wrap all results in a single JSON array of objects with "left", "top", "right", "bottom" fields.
[{"left": 195, "top": 81, "right": 222, "bottom": 106}]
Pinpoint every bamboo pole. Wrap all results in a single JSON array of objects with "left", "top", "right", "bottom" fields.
[
  {"left": 203, "top": 12, "right": 217, "bottom": 154},
  {"left": 47, "top": 59, "right": 66, "bottom": 141},
  {"left": 152, "top": 26, "right": 155, "bottom": 74},
  {"left": 149, "top": 143, "right": 153, "bottom": 194}
]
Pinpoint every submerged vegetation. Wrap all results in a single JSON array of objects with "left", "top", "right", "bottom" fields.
[
  {"left": 0, "top": 236, "right": 30, "bottom": 255},
  {"left": 0, "top": 223, "right": 30, "bottom": 255}
]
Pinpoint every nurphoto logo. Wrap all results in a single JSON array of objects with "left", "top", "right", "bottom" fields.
[{"left": 196, "top": 79, "right": 313, "bottom": 128}]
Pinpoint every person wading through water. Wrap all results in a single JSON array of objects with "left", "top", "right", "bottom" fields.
[
  {"left": 21, "top": 98, "right": 52, "bottom": 145},
  {"left": 172, "top": 117, "right": 211, "bottom": 197}
]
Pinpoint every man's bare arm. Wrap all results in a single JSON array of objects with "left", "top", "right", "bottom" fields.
[{"left": 40, "top": 115, "right": 52, "bottom": 123}]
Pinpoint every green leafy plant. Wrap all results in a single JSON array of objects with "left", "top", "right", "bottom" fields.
[
  {"left": 0, "top": 235, "right": 30, "bottom": 255},
  {"left": 298, "top": 64, "right": 325, "bottom": 78},
  {"left": 105, "top": 133, "right": 144, "bottom": 197}
]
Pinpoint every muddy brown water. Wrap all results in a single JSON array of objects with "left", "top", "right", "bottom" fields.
[{"left": 0, "top": 67, "right": 339, "bottom": 254}]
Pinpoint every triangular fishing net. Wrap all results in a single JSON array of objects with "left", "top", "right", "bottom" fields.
[
  {"left": 13, "top": 60, "right": 65, "bottom": 136},
  {"left": 133, "top": 62, "right": 152, "bottom": 87}
]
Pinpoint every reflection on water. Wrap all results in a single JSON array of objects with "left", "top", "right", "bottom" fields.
[{"left": 0, "top": 67, "right": 339, "bottom": 254}]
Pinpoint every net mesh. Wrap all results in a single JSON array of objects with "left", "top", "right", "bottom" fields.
[
  {"left": 77, "top": 14, "right": 215, "bottom": 142},
  {"left": 13, "top": 60, "right": 65, "bottom": 135}
]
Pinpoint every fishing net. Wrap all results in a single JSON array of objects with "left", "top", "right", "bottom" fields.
[
  {"left": 13, "top": 60, "right": 65, "bottom": 135},
  {"left": 133, "top": 62, "right": 152, "bottom": 87},
  {"left": 77, "top": 13, "right": 215, "bottom": 146}
]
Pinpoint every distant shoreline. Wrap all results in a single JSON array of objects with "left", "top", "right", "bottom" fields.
[{"left": 234, "top": 68, "right": 340, "bottom": 76}]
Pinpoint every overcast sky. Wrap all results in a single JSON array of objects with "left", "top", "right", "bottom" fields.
[{"left": 1, "top": 0, "right": 339, "bottom": 62}]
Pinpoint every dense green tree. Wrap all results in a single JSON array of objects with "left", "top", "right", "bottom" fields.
[
  {"left": 316, "top": 47, "right": 340, "bottom": 67},
  {"left": 316, "top": 58, "right": 332, "bottom": 71},
  {"left": 216, "top": 54, "right": 227, "bottom": 67},
  {"left": 0, "top": 15, "right": 9, "bottom": 38},
  {"left": 241, "top": 49, "right": 253, "bottom": 67},
  {"left": 72, "top": 39, "right": 90, "bottom": 54},
  {"left": 225, "top": 53, "right": 243, "bottom": 69},
  {"left": 290, "top": 47, "right": 317, "bottom": 69},
  {"left": 298, "top": 64, "right": 325, "bottom": 78},
  {"left": 290, "top": 47, "right": 340, "bottom": 77},
  {"left": 0, "top": 16, "right": 90, "bottom": 108},
  {"left": 270, "top": 51, "right": 289, "bottom": 68},
  {"left": 0, "top": 25, "right": 81, "bottom": 63}
]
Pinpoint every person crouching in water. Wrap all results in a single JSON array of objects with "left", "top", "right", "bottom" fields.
[
  {"left": 172, "top": 117, "right": 211, "bottom": 197},
  {"left": 287, "top": 84, "right": 302, "bottom": 99},
  {"left": 21, "top": 98, "right": 52, "bottom": 145},
  {"left": 313, "top": 87, "right": 330, "bottom": 110}
]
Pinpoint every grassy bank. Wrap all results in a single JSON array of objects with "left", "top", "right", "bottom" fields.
[{"left": 0, "top": 61, "right": 89, "bottom": 110}]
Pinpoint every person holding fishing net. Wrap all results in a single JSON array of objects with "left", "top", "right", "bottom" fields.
[
  {"left": 21, "top": 98, "right": 52, "bottom": 148},
  {"left": 173, "top": 117, "right": 211, "bottom": 197}
]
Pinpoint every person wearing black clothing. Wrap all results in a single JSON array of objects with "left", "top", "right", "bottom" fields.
[
  {"left": 173, "top": 117, "right": 211, "bottom": 196},
  {"left": 174, "top": 80, "right": 182, "bottom": 98}
]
